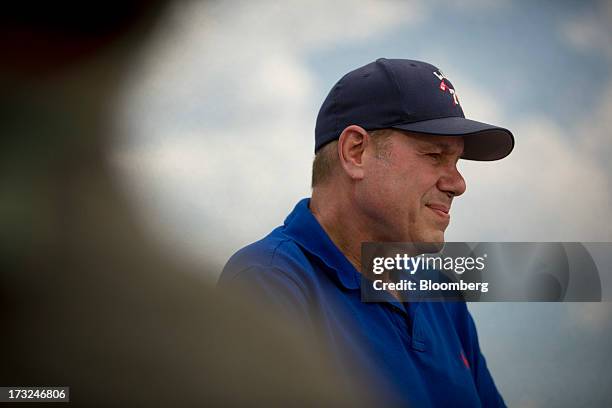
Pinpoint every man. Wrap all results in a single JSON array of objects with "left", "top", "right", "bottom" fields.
[{"left": 219, "top": 58, "right": 514, "bottom": 407}]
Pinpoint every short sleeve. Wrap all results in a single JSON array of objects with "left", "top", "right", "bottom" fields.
[{"left": 218, "top": 264, "right": 316, "bottom": 331}]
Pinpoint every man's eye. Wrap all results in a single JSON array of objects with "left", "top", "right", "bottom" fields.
[{"left": 427, "top": 153, "right": 442, "bottom": 161}]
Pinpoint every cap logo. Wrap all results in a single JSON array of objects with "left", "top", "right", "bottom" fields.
[{"left": 433, "top": 70, "right": 460, "bottom": 106}]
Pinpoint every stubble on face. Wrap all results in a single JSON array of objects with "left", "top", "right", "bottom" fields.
[{"left": 356, "top": 130, "right": 465, "bottom": 245}]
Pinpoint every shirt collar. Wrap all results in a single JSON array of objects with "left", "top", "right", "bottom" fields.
[{"left": 282, "top": 198, "right": 361, "bottom": 290}]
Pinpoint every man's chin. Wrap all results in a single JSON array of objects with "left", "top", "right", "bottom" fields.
[
  {"left": 414, "top": 241, "right": 444, "bottom": 254},
  {"left": 414, "top": 231, "right": 445, "bottom": 254}
]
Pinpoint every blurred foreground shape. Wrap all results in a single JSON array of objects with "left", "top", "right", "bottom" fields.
[{"left": 0, "top": 2, "right": 371, "bottom": 405}]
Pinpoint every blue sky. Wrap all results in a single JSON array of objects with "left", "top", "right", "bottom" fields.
[
  {"left": 114, "top": 0, "right": 612, "bottom": 261},
  {"left": 308, "top": 1, "right": 611, "bottom": 127},
  {"left": 111, "top": 1, "right": 612, "bottom": 404}
]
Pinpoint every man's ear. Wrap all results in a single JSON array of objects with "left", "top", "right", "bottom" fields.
[{"left": 337, "top": 125, "right": 370, "bottom": 180}]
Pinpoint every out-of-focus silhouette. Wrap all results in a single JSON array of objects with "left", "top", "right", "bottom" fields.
[{"left": 0, "top": 2, "right": 369, "bottom": 405}]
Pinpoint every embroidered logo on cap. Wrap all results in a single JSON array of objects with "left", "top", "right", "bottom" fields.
[{"left": 433, "top": 70, "right": 460, "bottom": 106}]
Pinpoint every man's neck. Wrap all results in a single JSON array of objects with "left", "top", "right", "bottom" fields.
[
  {"left": 309, "top": 190, "right": 370, "bottom": 273},
  {"left": 311, "top": 189, "right": 415, "bottom": 301}
]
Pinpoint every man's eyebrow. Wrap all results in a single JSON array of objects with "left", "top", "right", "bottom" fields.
[{"left": 415, "top": 139, "right": 461, "bottom": 152}]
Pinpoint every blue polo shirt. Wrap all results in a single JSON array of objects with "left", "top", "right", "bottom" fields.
[{"left": 219, "top": 198, "right": 505, "bottom": 407}]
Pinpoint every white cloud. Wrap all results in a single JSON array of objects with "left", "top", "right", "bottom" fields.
[
  {"left": 113, "top": 0, "right": 421, "bottom": 269},
  {"left": 559, "top": 1, "right": 612, "bottom": 59},
  {"left": 431, "top": 0, "right": 510, "bottom": 11},
  {"left": 566, "top": 303, "right": 612, "bottom": 331},
  {"left": 449, "top": 115, "right": 612, "bottom": 242},
  {"left": 112, "top": 0, "right": 612, "bottom": 273},
  {"left": 574, "top": 76, "right": 612, "bottom": 167}
]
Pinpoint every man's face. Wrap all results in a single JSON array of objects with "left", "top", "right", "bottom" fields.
[{"left": 355, "top": 130, "right": 466, "bottom": 244}]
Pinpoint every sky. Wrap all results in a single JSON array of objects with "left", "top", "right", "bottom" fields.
[{"left": 111, "top": 1, "right": 612, "bottom": 405}]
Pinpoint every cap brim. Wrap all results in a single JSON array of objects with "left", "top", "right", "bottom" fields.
[{"left": 392, "top": 117, "right": 515, "bottom": 161}]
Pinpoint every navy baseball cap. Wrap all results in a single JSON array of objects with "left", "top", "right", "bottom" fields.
[{"left": 314, "top": 58, "right": 514, "bottom": 161}]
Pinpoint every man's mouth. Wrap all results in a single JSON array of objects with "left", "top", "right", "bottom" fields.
[{"left": 426, "top": 203, "right": 450, "bottom": 219}]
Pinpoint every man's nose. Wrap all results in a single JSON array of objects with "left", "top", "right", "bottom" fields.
[{"left": 437, "top": 164, "right": 466, "bottom": 197}]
